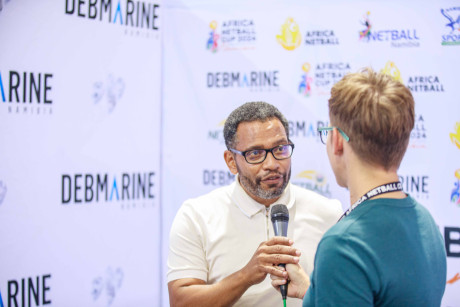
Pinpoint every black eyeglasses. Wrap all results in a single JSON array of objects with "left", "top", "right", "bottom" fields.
[{"left": 229, "top": 144, "right": 295, "bottom": 164}]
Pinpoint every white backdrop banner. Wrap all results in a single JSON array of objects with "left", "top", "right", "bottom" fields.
[
  {"left": 0, "top": 0, "right": 162, "bottom": 306},
  {"left": 161, "top": 1, "right": 460, "bottom": 306},
  {"left": 1, "top": 0, "right": 459, "bottom": 306}
]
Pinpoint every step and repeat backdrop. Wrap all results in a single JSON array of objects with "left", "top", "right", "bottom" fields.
[
  {"left": 1, "top": 0, "right": 459, "bottom": 306},
  {"left": 161, "top": 1, "right": 459, "bottom": 306}
]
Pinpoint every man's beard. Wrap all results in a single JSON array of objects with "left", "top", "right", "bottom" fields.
[{"left": 237, "top": 165, "right": 291, "bottom": 200}]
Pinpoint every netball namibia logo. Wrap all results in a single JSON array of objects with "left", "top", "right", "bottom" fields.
[
  {"left": 299, "top": 63, "right": 312, "bottom": 97},
  {"left": 380, "top": 61, "right": 403, "bottom": 84},
  {"left": 206, "top": 21, "right": 220, "bottom": 53},
  {"left": 277, "top": 18, "right": 301, "bottom": 50},
  {"left": 359, "top": 11, "right": 372, "bottom": 40},
  {"left": 450, "top": 122, "right": 460, "bottom": 150}
]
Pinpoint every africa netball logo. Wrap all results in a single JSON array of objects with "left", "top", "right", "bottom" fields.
[
  {"left": 380, "top": 61, "right": 403, "bottom": 84},
  {"left": 450, "top": 122, "right": 460, "bottom": 150},
  {"left": 206, "top": 21, "right": 219, "bottom": 53},
  {"left": 277, "top": 18, "right": 301, "bottom": 50}
]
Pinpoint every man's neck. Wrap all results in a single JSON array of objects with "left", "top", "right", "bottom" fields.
[{"left": 347, "top": 161, "right": 405, "bottom": 206}]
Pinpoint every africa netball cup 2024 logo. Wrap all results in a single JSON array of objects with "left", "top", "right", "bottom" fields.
[
  {"left": 206, "top": 21, "right": 219, "bottom": 52},
  {"left": 451, "top": 169, "right": 460, "bottom": 206}
]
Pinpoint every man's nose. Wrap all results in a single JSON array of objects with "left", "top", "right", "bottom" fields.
[{"left": 262, "top": 151, "right": 281, "bottom": 170}]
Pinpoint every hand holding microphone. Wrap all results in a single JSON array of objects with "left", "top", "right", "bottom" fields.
[
  {"left": 270, "top": 204, "right": 311, "bottom": 301},
  {"left": 271, "top": 204, "right": 290, "bottom": 301}
]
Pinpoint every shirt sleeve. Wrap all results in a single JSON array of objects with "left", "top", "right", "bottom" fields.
[
  {"left": 303, "top": 235, "right": 378, "bottom": 307},
  {"left": 167, "top": 202, "right": 208, "bottom": 282}
]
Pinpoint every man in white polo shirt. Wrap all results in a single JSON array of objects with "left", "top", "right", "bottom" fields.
[{"left": 167, "top": 101, "right": 342, "bottom": 307}]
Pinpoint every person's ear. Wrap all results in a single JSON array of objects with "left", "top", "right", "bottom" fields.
[
  {"left": 332, "top": 128, "right": 344, "bottom": 156},
  {"left": 224, "top": 150, "right": 238, "bottom": 175}
]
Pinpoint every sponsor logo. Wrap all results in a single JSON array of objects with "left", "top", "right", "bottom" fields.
[
  {"left": 408, "top": 114, "right": 427, "bottom": 149},
  {"left": 206, "top": 21, "right": 220, "bottom": 52},
  {"left": 447, "top": 273, "right": 460, "bottom": 285},
  {"left": 0, "top": 181, "right": 6, "bottom": 206},
  {"left": 207, "top": 119, "right": 225, "bottom": 145},
  {"left": 441, "top": 7, "right": 460, "bottom": 46},
  {"left": 3, "top": 274, "right": 52, "bottom": 306},
  {"left": 451, "top": 169, "right": 460, "bottom": 206},
  {"left": 407, "top": 75, "right": 445, "bottom": 93},
  {"left": 93, "top": 74, "right": 125, "bottom": 113},
  {"left": 298, "top": 62, "right": 351, "bottom": 97},
  {"left": 298, "top": 63, "right": 312, "bottom": 97},
  {"left": 0, "top": 70, "right": 53, "bottom": 115},
  {"left": 305, "top": 29, "right": 339, "bottom": 46},
  {"left": 292, "top": 170, "right": 331, "bottom": 197},
  {"left": 203, "top": 169, "right": 235, "bottom": 186},
  {"left": 207, "top": 71, "right": 279, "bottom": 91},
  {"left": 92, "top": 267, "right": 123, "bottom": 306},
  {"left": 398, "top": 174, "right": 429, "bottom": 200},
  {"left": 206, "top": 19, "right": 256, "bottom": 52},
  {"left": 288, "top": 120, "right": 328, "bottom": 141},
  {"left": 380, "top": 61, "right": 403, "bottom": 83},
  {"left": 444, "top": 226, "right": 460, "bottom": 258},
  {"left": 277, "top": 18, "right": 301, "bottom": 50},
  {"left": 65, "top": 0, "right": 160, "bottom": 38},
  {"left": 450, "top": 122, "right": 460, "bottom": 150},
  {"left": 359, "top": 11, "right": 420, "bottom": 48},
  {"left": 61, "top": 172, "right": 156, "bottom": 209}
]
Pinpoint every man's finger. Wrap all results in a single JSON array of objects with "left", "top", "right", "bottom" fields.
[{"left": 266, "top": 236, "right": 293, "bottom": 246}]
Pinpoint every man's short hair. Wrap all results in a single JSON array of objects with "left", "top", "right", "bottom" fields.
[
  {"left": 329, "top": 68, "right": 415, "bottom": 170},
  {"left": 223, "top": 101, "right": 289, "bottom": 149}
]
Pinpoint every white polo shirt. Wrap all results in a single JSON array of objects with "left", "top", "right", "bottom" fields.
[{"left": 167, "top": 178, "right": 342, "bottom": 307}]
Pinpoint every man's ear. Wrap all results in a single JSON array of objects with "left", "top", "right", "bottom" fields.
[
  {"left": 224, "top": 150, "right": 238, "bottom": 175},
  {"left": 332, "top": 128, "right": 344, "bottom": 156}
]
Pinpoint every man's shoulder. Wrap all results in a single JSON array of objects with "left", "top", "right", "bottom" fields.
[{"left": 182, "top": 183, "right": 234, "bottom": 210}]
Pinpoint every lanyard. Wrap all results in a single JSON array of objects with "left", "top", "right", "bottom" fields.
[{"left": 337, "top": 181, "right": 403, "bottom": 222}]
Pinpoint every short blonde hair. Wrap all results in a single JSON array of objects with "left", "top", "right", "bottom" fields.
[{"left": 328, "top": 68, "right": 414, "bottom": 170}]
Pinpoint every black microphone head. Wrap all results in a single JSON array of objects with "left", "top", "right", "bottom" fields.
[
  {"left": 271, "top": 204, "right": 289, "bottom": 237},
  {"left": 271, "top": 204, "right": 289, "bottom": 222}
]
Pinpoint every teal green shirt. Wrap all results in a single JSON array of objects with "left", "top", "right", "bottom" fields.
[{"left": 303, "top": 196, "right": 446, "bottom": 306}]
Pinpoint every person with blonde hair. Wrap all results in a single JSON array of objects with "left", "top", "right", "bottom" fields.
[{"left": 271, "top": 68, "right": 447, "bottom": 306}]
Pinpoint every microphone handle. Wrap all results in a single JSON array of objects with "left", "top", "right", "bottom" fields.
[{"left": 278, "top": 263, "right": 288, "bottom": 300}]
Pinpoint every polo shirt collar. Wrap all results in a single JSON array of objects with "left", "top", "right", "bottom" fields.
[{"left": 230, "top": 175, "right": 295, "bottom": 218}]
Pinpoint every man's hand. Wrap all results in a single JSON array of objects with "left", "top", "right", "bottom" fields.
[
  {"left": 270, "top": 263, "right": 310, "bottom": 299},
  {"left": 241, "top": 236, "right": 301, "bottom": 286},
  {"left": 168, "top": 237, "right": 301, "bottom": 307}
]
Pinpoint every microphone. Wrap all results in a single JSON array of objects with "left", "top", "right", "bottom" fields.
[{"left": 271, "top": 204, "right": 289, "bottom": 302}]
